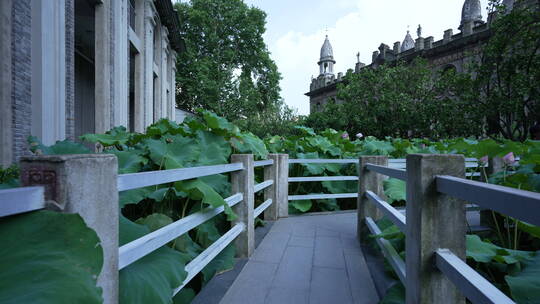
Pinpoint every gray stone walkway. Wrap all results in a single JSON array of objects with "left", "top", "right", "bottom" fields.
[{"left": 220, "top": 212, "right": 379, "bottom": 304}]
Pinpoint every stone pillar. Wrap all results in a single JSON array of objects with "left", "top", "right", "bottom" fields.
[
  {"left": 275, "top": 154, "right": 289, "bottom": 218},
  {"left": 95, "top": 0, "right": 112, "bottom": 133},
  {"left": 372, "top": 51, "right": 379, "bottom": 63},
  {"left": 425, "top": 36, "right": 434, "bottom": 49},
  {"left": 19, "top": 154, "right": 119, "bottom": 304},
  {"left": 393, "top": 41, "right": 401, "bottom": 54},
  {"left": 443, "top": 29, "right": 453, "bottom": 44},
  {"left": 405, "top": 154, "right": 466, "bottom": 304},
  {"left": 263, "top": 154, "right": 279, "bottom": 221},
  {"left": 133, "top": 0, "right": 146, "bottom": 132},
  {"left": 159, "top": 27, "right": 169, "bottom": 121},
  {"left": 415, "top": 37, "right": 425, "bottom": 51},
  {"left": 170, "top": 50, "right": 177, "bottom": 121},
  {"left": 31, "top": 0, "right": 67, "bottom": 145},
  {"left": 142, "top": 0, "right": 156, "bottom": 128},
  {"left": 113, "top": 0, "right": 129, "bottom": 128},
  {"left": 358, "top": 156, "right": 387, "bottom": 241},
  {"left": 462, "top": 20, "right": 474, "bottom": 36},
  {"left": 231, "top": 154, "right": 255, "bottom": 258},
  {"left": 0, "top": 0, "right": 13, "bottom": 167}
]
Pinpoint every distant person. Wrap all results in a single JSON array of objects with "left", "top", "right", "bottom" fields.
[{"left": 531, "top": 123, "right": 540, "bottom": 140}]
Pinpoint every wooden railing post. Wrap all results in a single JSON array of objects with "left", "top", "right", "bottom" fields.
[
  {"left": 405, "top": 154, "right": 466, "bottom": 304},
  {"left": 231, "top": 154, "right": 255, "bottom": 258},
  {"left": 263, "top": 154, "right": 279, "bottom": 221},
  {"left": 19, "top": 154, "right": 119, "bottom": 304},
  {"left": 480, "top": 157, "right": 504, "bottom": 226},
  {"left": 358, "top": 156, "right": 388, "bottom": 242},
  {"left": 275, "top": 154, "right": 289, "bottom": 218}
]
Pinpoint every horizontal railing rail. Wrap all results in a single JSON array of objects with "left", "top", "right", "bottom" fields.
[
  {"left": 435, "top": 249, "right": 515, "bottom": 304},
  {"left": 359, "top": 154, "right": 535, "bottom": 304},
  {"left": 254, "top": 180, "right": 273, "bottom": 193},
  {"left": 289, "top": 158, "right": 358, "bottom": 164},
  {"left": 173, "top": 223, "right": 245, "bottom": 295},
  {"left": 254, "top": 160, "right": 274, "bottom": 167},
  {"left": 117, "top": 163, "right": 244, "bottom": 191},
  {"left": 254, "top": 199, "right": 273, "bottom": 218},
  {"left": 288, "top": 193, "right": 358, "bottom": 201},
  {"left": 366, "top": 164, "right": 407, "bottom": 181},
  {"left": 119, "top": 193, "right": 243, "bottom": 270},
  {"left": 365, "top": 191, "right": 406, "bottom": 232},
  {"left": 0, "top": 186, "right": 45, "bottom": 217},
  {"left": 288, "top": 176, "right": 358, "bottom": 182},
  {"left": 437, "top": 175, "right": 540, "bottom": 226},
  {"left": 365, "top": 216, "right": 406, "bottom": 284}
]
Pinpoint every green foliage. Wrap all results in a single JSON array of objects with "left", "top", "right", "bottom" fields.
[
  {"left": 0, "top": 164, "right": 19, "bottom": 189},
  {"left": 174, "top": 0, "right": 300, "bottom": 137},
  {"left": 471, "top": 1, "right": 540, "bottom": 141},
  {"left": 119, "top": 216, "right": 187, "bottom": 304},
  {"left": 0, "top": 211, "right": 103, "bottom": 303},
  {"left": 383, "top": 179, "right": 406, "bottom": 205},
  {"left": 309, "top": 59, "right": 482, "bottom": 140}
]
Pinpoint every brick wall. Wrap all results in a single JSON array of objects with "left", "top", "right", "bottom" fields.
[
  {"left": 65, "top": 0, "right": 75, "bottom": 140},
  {"left": 11, "top": 0, "right": 32, "bottom": 161}
]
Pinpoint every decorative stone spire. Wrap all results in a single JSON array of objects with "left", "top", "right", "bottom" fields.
[
  {"left": 502, "top": 0, "right": 514, "bottom": 13},
  {"left": 460, "top": 0, "right": 483, "bottom": 28},
  {"left": 318, "top": 35, "right": 336, "bottom": 76},
  {"left": 401, "top": 30, "right": 415, "bottom": 52}
]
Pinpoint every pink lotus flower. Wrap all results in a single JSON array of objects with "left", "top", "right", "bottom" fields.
[
  {"left": 341, "top": 132, "right": 349, "bottom": 139},
  {"left": 503, "top": 152, "right": 515, "bottom": 165},
  {"left": 356, "top": 133, "right": 363, "bottom": 139},
  {"left": 479, "top": 155, "right": 488, "bottom": 164}
]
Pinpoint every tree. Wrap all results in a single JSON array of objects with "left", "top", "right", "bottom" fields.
[
  {"left": 471, "top": 0, "right": 540, "bottom": 141},
  {"left": 318, "top": 59, "right": 482, "bottom": 140},
  {"left": 174, "top": 0, "right": 284, "bottom": 126}
]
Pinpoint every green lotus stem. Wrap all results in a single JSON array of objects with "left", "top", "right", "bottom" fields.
[
  {"left": 514, "top": 218, "right": 519, "bottom": 250},
  {"left": 505, "top": 215, "right": 512, "bottom": 248},
  {"left": 492, "top": 211, "right": 505, "bottom": 247},
  {"left": 181, "top": 198, "right": 191, "bottom": 219}
]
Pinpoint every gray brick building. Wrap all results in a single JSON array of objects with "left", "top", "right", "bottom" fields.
[
  {"left": 1, "top": 0, "right": 184, "bottom": 166},
  {"left": 306, "top": 0, "right": 533, "bottom": 114}
]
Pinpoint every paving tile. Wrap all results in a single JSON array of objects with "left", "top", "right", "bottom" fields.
[
  {"left": 288, "top": 236, "right": 315, "bottom": 248},
  {"left": 220, "top": 261, "right": 278, "bottom": 304},
  {"left": 313, "top": 236, "right": 346, "bottom": 269},
  {"left": 271, "top": 246, "right": 313, "bottom": 289},
  {"left": 265, "top": 286, "right": 309, "bottom": 304},
  {"left": 316, "top": 226, "right": 340, "bottom": 237},
  {"left": 344, "top": 253, "right": 379, "bottom": 304},
  {"left": 309, "top": 267, "right": 353, "bottom": 304},
  {"left": 292, "top": 224, "right": 316, "bottom": 237},
  {"left": 251, "top": 232, "right": 290, "bottom": 264}
]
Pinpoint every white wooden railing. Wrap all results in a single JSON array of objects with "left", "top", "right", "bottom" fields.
[
  {"left": 358, "top": 155, "right": 540, "bottom": 304},
  {"left": 0, "top": 153, "right": 529, "bottom": 304}
]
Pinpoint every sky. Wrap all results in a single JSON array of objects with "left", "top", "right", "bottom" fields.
[{"left": 242, "top": 0, "right": 490, "bottom": 115}]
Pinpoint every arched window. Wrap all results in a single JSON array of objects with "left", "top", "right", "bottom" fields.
[{"left": 442, "top": 64, "right": 457, "bottom": 74}]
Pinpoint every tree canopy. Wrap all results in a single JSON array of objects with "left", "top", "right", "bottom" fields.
[{"left": 174, "top": 0, "right": 291, "bottom": 136}]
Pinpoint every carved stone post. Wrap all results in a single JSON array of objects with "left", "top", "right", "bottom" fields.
[
  {"left": 231, "top": 154, "right": 255, "bottom": 258},
  {"left": 20, "top": 154, "right": 119, "bottom": 303},
  {"left": 405, "top": 154, "right": 466, "bottom": 304},
  {"left": 263, "top": 154, "right": 279, "bottom": 221},
  {"left": 357, "top": 156, "right": 388, "bottom": 242}
]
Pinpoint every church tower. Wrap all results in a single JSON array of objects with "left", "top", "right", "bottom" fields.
[
  {"left": 318, "top": 35, "right": 336, "bottom": 77},
  {"left": 460, "top": 0, "right": 483, "bottom": 29}
]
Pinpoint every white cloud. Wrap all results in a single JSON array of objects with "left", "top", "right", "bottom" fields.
[{"left": 270, "top": 0, "right": 489, "bottom": 115}]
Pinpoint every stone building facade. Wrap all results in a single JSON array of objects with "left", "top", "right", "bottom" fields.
[
  {"left": 306, "top": 0, "right": 529, "bottom": 114},
  {"left": 0, "top": 0, "right": 184, "bottom": 166}
]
